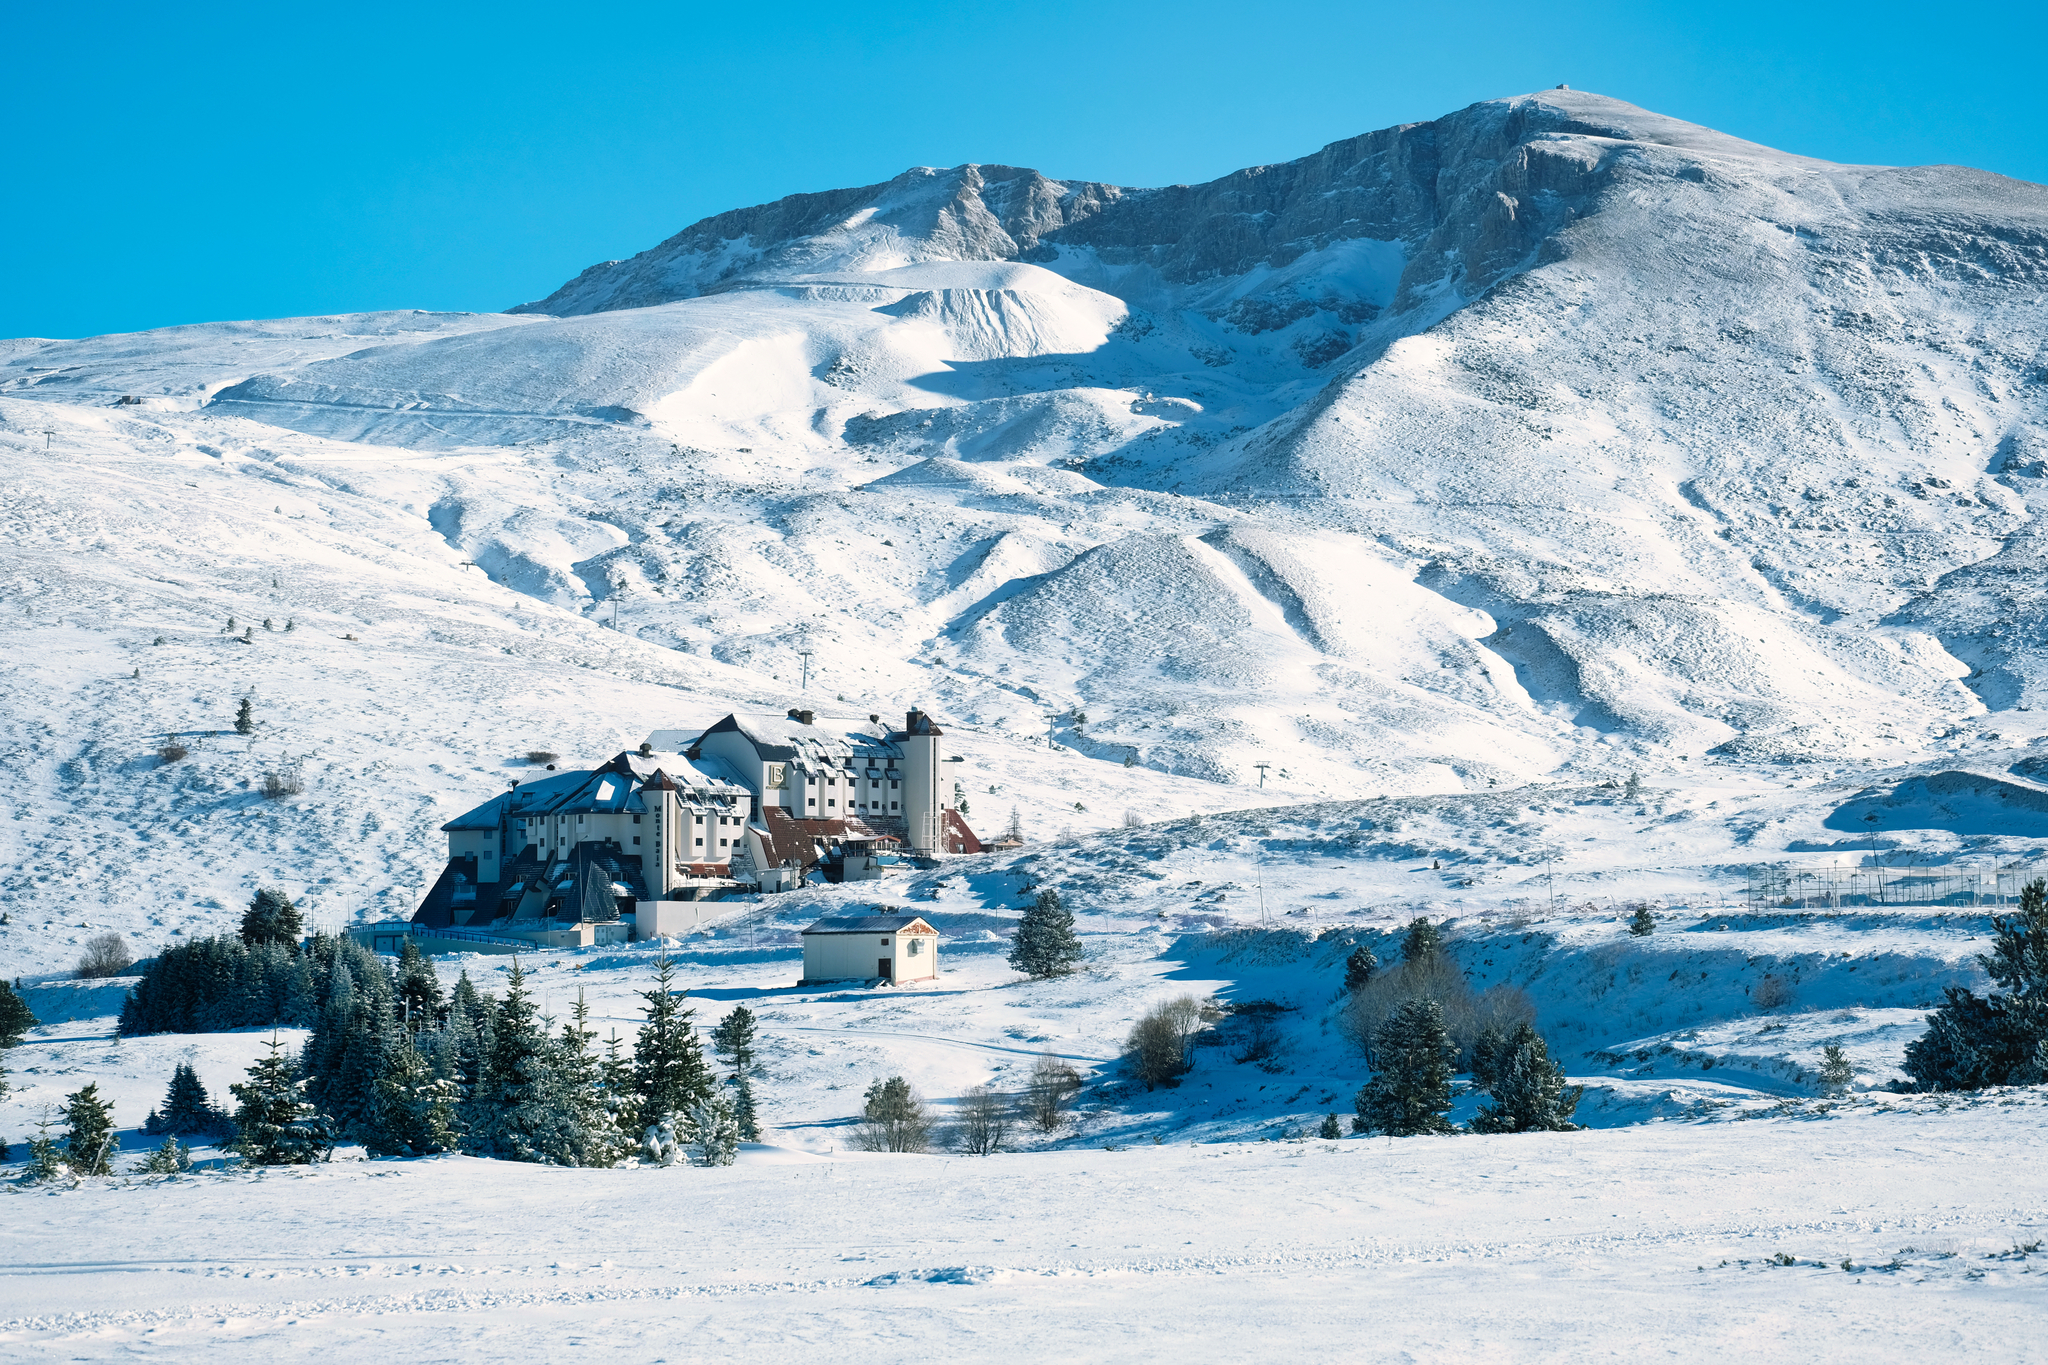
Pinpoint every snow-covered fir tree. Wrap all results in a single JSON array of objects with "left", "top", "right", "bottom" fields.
[
  {"left": 1903, "top": 877, "right": 2048, "bottom": 1090},
  {"left": 239, "top": 887, "right": 302, "bottom": 946},
  {"left": 144, "top": 1063, "right": 226, "bottom": 1137},
  {"left": 687, "top": 1096, "right": 739, "bottom": 1167},
  {"left": 712, "top": 1005, "right": 763, "bottom": 1141},
  {"left": 1354, "top": 999, "right": 1458, "bottom": 1137},
  {"left": 231, "top": 1036, "right": 333, "bottom": 1166},
  {"left": 633, "top": 954, "right": 713, "bottom": 1131},
  {"left": 1009, "top": 889, "right": 1083, "bottom": 978},
  {"left": 466, "top": 960, "right": 574, "bottom": 1164},
  {"left": 1468, "top": 1024, "right": 1581, "bottom": 1133},
  {"left": 62, "top": 1082, "right": 117, "bottom": 1175},
  {"left": 370, "top": 1028, "right": 458, "bottom": 1156},
  {"left": 395, "top": 938, "right": 444, "bottom": 1029}
]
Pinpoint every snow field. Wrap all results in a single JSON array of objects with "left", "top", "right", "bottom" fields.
[{"left": 2, "top": 1105, "right": 2045, "bottom": 1361}]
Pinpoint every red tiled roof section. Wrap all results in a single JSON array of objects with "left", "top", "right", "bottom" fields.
[
  {"left": 758, "top": 805, "right": 886, "bottom": 869},
  {"left": 943, "top": 809, "right": 983, "bottom": 854}
]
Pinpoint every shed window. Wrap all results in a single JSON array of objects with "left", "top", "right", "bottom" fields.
[
  {"left": 880, "top": 937, "right": 890, "bottom": 944},
  {"left": 633, "top": 836, "right": 641, "bottom": 845}
]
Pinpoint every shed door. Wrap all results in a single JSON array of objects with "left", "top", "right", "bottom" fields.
[{"left": 878, "top": 957, "right": 892, "bottom": 980}]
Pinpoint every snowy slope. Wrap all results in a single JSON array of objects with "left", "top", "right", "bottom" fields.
[{"left": 3, "top": 88, "right": 2048, "bottom": 982}]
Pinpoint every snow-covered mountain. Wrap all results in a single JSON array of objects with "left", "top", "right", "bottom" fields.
[{"left": 4, "top": 87, "right": 2048, "bottom": 973}]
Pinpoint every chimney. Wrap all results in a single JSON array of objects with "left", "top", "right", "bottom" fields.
[{"left": 793, "top": 709, "right": 816, "bottom": 726}]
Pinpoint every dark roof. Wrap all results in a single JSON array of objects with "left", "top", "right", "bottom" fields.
[{"left": 801, "top": 914, "right": 936, "bottom": 935}]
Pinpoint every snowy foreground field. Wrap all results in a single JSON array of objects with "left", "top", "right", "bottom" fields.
[
  {"left": 4, "top": 827, "right": 2047, "bottom": 1360},
  {"left": 3, "top": 1106, "right": 2046, "bottom": 1361}
]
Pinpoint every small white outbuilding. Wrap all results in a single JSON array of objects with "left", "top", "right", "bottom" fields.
[{"left": 799, "top": 914, "right": 938, "bottom": 986}]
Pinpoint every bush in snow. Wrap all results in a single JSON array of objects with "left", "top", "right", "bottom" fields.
[
  {"left": 526, "top": 750, "right": 559, "bottom": 766},
  {"left": 642, "top": 1116, "right": 682, "bottom": 1166},
  {"left": 1628, "top": 905, "right": 1656, "bottom": 937},
  {"left": 1344, "top": 951, "right": 1533, "bottom": 1072},
  {"left": 1023, "top": 1051, "right": 1082, "bottom": 1131},
  {"left": 1344, "top": 944, "right": 1378, "bottom": 992},
  {"left": 1009, "top": 889, "right": 1084, "bottom": 978},
  {"left": 260, "top": 765, "right": 305, "bottom": 799},
  {"left": 76, "top": 933, "right": 133, "bottom": 980},
  {"left": 1752, "top": 974, "right": 1796, "bottom": 1011},
  {"left": 1354, "top": 999, "right": 1458, "bottom": 1137},
  {"left": 1126, "top": 995, "right": 1215, "bottom": 1089},
  {"left": 1468, "top": 1024, "right": 1581, "bottom": 1133},
  {"left": 0, "top": 977, "right": 39, "bottom": 1047},
  {"left": 1318, "top": 1113, "right": 1342, "bottom": 1139},
  {"left": 157, "top": 736, "right": 189, "bottom": 763},
  {"left": 235, "top": 698, "right": 255, "bottom": 735},
  {"left": 857, "top": 1075, "right": 932, "bottom": 1153},
  {"left": 1400, "top": 917, "right": 1445, "bottom": 963},
  {"left": 953, "top": 1084, "right": 1009, "bottom": 1155},
  {"left": 1902, "top": 877, "right": 2048, "bottom": 1091},
  {"left": 1819, "top": 1044, "right": 1856, "bottom": 1095},
  {"left": 687, "top": 1097, "right": 739, "bottom": 1167},
  {"left": 135, "top": 1137, "right": 192, "bottom": 1175}
]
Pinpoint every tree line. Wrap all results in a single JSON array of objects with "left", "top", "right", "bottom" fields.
[{"left": 18, "top": 888, "right": 768, "bottom": 1175}]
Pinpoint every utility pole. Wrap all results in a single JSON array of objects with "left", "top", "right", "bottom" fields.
[
  {"left": 610, "top": 578, "right": 625, "bottom": 631},
  {"left": 798, "top": 650, "right": 813, "bottom": 692},
  {"left": 1254, "top": 763, "right": 1270, "bottom": 789}
]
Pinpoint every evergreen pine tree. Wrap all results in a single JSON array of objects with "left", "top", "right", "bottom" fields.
[
  {"left": 25, "top": 1108, "right": 66, "bottom": 1180},
  {"left": 1009, "top": 889, "right": 1084, "bottom": 978},
  {"left": 231, "top": 1036, "right": 333, "bottom": 1165},
  {"left": 1903, "top": 877, "right": 2048, "bottom": 1090},
  {"left": 1343, "top": 944, "right": 1378, "bottom": 991},
  {"left": 137, "top": 1136, "right": 192, "bottom": 1174},
  {"left": 1399, "top": 917, "right": 1445, "bottom": 963},
  {"left": 554, "top": 991, "right": 619, "bottom": 1167},
  {"left": 1628, "top": 905, "right": 1656, "bottom": 937},
  {"left": 235, "top": 697, "right": 255, "bottom": 735},
  {"left": 710, "top": 1005, "right": 759, "bottom": 1075},
  {"left": 0, "top": 976, "right": 39, "bottom": 1046},
  {"left": 633, "top": 954, "right": 713, "bottom": 1131},
  {"left": 370, "top": 1029, "right": 457, "bottom": 1157},
  {"left": 240, "top": 887, "right": 303, "bottom": 946},
  {"left": 329, "top": 991, "right": 395, "bottom": 1142},
  {"left": 1318, "top": 1112, "right": 1342, "bottom": 1140},
  {"left": 731, "top": 1073, "right": 761, "bottom": 1142},
  {"left": 1469, "top": 1024, "right": 1582, "bottom": 1133},
  {"left": 146, "top": 1063, "right": 225, "bottom": 1137},
  {"left": 469, "top": 961, "right": 576, "bottom": 1163},
  {"left": 62, "top": 1082, "right": 117, "bottom": 1175},
  {"left": 599, "top": 1032, "right": 641, "bottom": 1151},
  {"left": 395, "top": 939, "right": 444, "bottom": 1029},
  {"left": 1354, "top": 999, "right": 1458, "bottom": 1137}
]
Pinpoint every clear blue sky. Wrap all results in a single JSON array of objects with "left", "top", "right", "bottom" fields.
[{"left": 7, "top": 0, "right": 2044, "bottom": 339}]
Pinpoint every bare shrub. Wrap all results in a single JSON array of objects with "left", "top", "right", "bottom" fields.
[
  {"left": 953, "top": 1084, "right": 1009, "bottom": 1155},
  {"left": 1343, "top": 954, "right": 1534, "bottom": 1070},
  {"left": 856, "top": 1075, "right": 932, "bottom": 1153},
  {"left": 157, "top": 738, "right": 189, "bottom": 764},
  {"left": 1121, "top": 811, "right": 1144, "bottom": 829},
  {"left": 260, "top": 765, "right": 304, "bottom": 800},
  {"left": 1753, "top": 974, "right": 1796, "bottom": 1011},
  {"left": 1023, "top": 1051, "right": 1082, "bottom": 1131},
  {"left": 1126, "top": 994, "right": 1217, "bottom": 1088},
  {"left": 76, "top": 933, "right": 134, "bottom": 979},
  {"left": 526, "top": 750, "right": 559, "bottom": 766}
]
